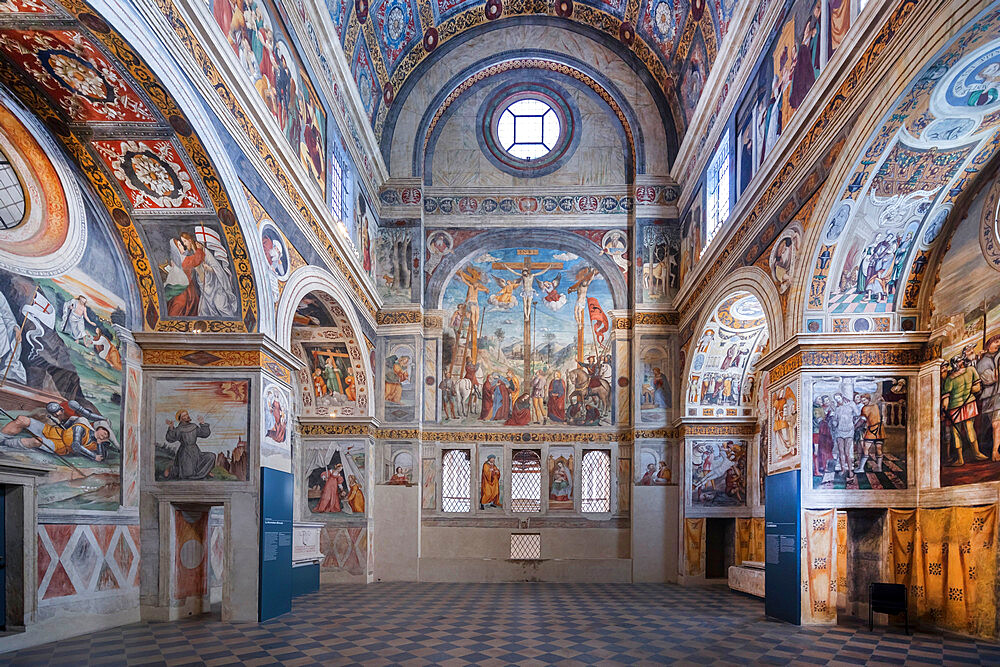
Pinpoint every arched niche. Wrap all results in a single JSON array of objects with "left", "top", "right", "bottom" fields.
[
  {"left": 277, "top": 267, "right": 374, "bottom": 420},
  {"left": 798, "top": 3, "right": 1000, "bottom": 335},
  {"left": 683, "top": 281, "right": 774, "bottom": 420}
]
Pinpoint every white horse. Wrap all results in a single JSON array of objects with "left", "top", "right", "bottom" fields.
[{"left": 455, "top": 364, "right": 484, "bottom": 416}]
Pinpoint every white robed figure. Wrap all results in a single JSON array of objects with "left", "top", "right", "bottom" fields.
[
  {"left": 192, "top": 226, "right": 239, "bottom": 318},
  {"left": 0, "top": 290, "right": 25, "bottom": 384},
  {"left": 60, "top": 295, "right": 96, "bottom": 341}
]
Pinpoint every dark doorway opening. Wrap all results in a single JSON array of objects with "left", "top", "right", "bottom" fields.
[
  {"left": 843, "top": 509, "right": 885, "bottom": 619},
  {"left": 705, "top": 517, "right": 735, "bottom": 579}
]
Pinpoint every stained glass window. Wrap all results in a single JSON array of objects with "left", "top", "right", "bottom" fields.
[
  {"left": 511, "top": 449, "right": 542, "bottom": 512},
  {"left": 581, "top": 450, "right": 611, "bottom": 513},
  {"left": 442, "top": 449, "right": 471, "bottom": 512}
]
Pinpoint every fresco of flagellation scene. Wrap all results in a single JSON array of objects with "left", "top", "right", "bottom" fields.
[
  {"left": 0, "top": 98, "right": 132, "bottom": 511},
  {"left": 809, "top": 376, "right": 908, "bottom": 490},
  {"left": 686, "top": 292, "right": 768, "bottom": 418},
  {"left": 431, "top": 243, "right": 616, "bottom": 427}
]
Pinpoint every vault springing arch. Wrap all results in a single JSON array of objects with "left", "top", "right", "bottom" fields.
[
  {"left": 0, "top": 0, "right": 267, "bottom": 333},
  {"left": 682, "top": 267, "right": 782, "bottom": 420},
  {"left": 798, "top": 1, "right": 1000, "bottom": 335}
]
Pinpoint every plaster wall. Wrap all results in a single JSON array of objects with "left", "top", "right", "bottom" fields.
[{"left": 631, "top": 485, "right": 679, "bottom": 583}]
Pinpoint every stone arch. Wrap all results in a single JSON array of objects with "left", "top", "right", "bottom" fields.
[
  {"left": 277, "top": 266, "right": 375, "bottom": 420},
  {"left": 0, "top": 1, "right": 265, "bottom": 332}
]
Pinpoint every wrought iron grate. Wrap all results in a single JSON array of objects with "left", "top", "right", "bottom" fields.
[
  {"left": 510, "top": 449, "right": 541, "bottom": 512},
  {"left": 581, "top": 450, "right": 611, "bottom": 513},
  {"left": 442, "top": 449, "right": 471, "bottom": 512},
  {"left": 510, "top": 533, "right": 541, "bottom": 559}
]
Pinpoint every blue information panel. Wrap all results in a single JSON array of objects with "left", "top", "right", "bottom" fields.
[
  {"left": 764, "top": 469, "right": 800, "bottom": 625},
  {"left": 259, "top": 467, "right": 293, "bottom": 621}
]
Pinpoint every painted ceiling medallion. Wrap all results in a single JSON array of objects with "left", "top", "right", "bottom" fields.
[
  {"left": 619, "top": 21, "right": 635, "bottom": 45},
  {"left": 92, "top": 139, "right": 207, "bottom": 211},
  {"left": 0, "top": 29, "right": 156, "bottom": 124},
  {"left": 555, "top": 0, "right": 573, "bottom": 18},
  {"left": 422, "top": 26, "right": 439, "bottom": 51},
  {"left": 383, "top": 82, "right": 394, "bottom": 105},
  {"left": 355, "top": 0, "right": 369, "bottom": 22},
  {"left": 484, "top": 0, "right": 502, "bottom": 21}
]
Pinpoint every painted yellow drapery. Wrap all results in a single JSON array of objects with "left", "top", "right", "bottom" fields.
[
  {"left": 802, "top": 509, "right": 837, "bottom": 623},
  {"left": 750, "top": 517, "right": 765, "bottom": 562},
  {"left": 736, "top": 517, "right": 766, "bottom": 564},
  {"left": 836, "top": 511, "right": 847, "bottom": 611},
  {"left": 889, "top": 506, "right": 997, "bottom": 637},
  {"left": 684, "top": 517, "right": 705, "bottom": 575}
]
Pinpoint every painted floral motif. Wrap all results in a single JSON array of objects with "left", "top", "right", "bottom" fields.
[
  {"left": 0, "top": 0, "right": 52, "bottom": 13},
  {"left": 374, "top": 0, "right": 418, "bottom": 70},
  {"left": 92, "top": 140, "right": 206, "bottom": 210},
  {"left": 0, "top": 29, "right": 156, "bottom": 123}
]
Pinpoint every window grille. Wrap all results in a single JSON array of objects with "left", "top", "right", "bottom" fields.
[
  {"left": 581, "top": 450, "right": 611, "bottom": 513},
  {"left": 497, "top": 98, "right": 560, "bottom": 160},
  {"left": 703, "top": 130, "right": 731, "bottom": 256},
  {"left": 511, "top": 449, "right": 541, "bottom": 513},
  {"left": 330, "top": 153, "right": 346, "bottom": 224},
  {"left": 0, "top": 150, "right": 25, "bottom": 230},
  {"left": 441, "top": 449, "right": 471, "bottom": 512},
  {"left": 510, "top": 533, "right": 540, "bottom": 559}
]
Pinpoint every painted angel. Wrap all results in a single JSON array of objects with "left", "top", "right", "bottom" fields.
[
  {"left": 538, "top": 274, "right": 566, "bottom": 311},
  {"left": 488, "top": 275, "right": 517, "bottom": 310}
]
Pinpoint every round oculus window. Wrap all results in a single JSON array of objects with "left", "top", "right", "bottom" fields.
[{"left": 480, "top": 83, "right": 576, "bottom": 176}]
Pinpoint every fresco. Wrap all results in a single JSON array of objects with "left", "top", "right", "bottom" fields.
[
  {"left": 386, "top": 445, "right": 414, "bottom": 485},
  {"left": 153, "top": 379, "right": 250, "bottom": 482},
  {"left": 768, "top": 221, "right": 802, "bottom": 295},
  {"left": 679, "top": 189, "right": 702, "bottom": 283},
  {"left": 261, "top": 381, "right": 290, "bottom": 472},
  {"left": 806, "top": 8, "right": 1000, "bottom": 322},
  {"left": 742, "top": 0, "right": 824, "bottom": 175},
  {"left": 635, "top": 441, "right": 673, "bottom": 485},
  {"left": 810, "top": 375, "right": 907, "bottom": 490},
  {"left": 383, "top": 340, "right": 415, "bottom": 422},
  {"left": 769, "top": 381, "right": 798, "bottom": 473},
  {"left": 208, "top": 0, "right": 327, "bottom": 189},
  {"left": 144, "top": 222, "right": 241, "bottom": 319},
  {"left": 638, "top": 337, "right": 671, "bottom": 424},
  {"left": 421, "top": 456, "right": 436, "bottom": 509},
  {"left": 376, "top": 226, "right": 414, "bottom": 304},
  {"left": 437, "top": 246, "right": 615, "bottom": 427},
  {"left": 305, "top": 441, "right": 366, "bottom": 516},
  {"left": 547, "top": 446, "right": 574, "bottom": 510},
  {"left": 689, "top": 439, "right": 747, "bottom": 507},
  {"left": 685, "top": 291, "right": 768, "bottom": 418},
  {"left": 0, "top": 264, "right": 127, "bottom": 510},
  {"left": 479, "top": 446, "right": 502, "bottom": 510},
  {"left": 931, "top": 182, "right": 1000, "bottom": 486},
  {"left": 292, "top": 291, "right": 368, "bottom": 418},
  {"left": 637, "top": 219, "right": 680, "bottom": 304},
  {"left": 355, "top": 189, "right": 375, "bottom": 278},
  {"left": 0, "top": 104, "right": 131, "bottom": 512}
]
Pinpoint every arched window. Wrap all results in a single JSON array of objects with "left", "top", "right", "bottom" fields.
[
  {"left": 581, "top": 450, "right": 611, "bottom": 513},
  {"left": 703, "top": 130, "right": 731, "bottom": 256},
  {"left": 0, "top": 148, "right": 26, "bottom": 230},
  {"left": 442, "top": 449, "right": 471, "bottom": 512},
  {"left": 511, "top": 449, "right": 541, "bottom": 512}
]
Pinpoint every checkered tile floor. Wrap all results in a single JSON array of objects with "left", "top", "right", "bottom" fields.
[{"left": 5, "top": 583, "right": 1000, "bottom": 665}]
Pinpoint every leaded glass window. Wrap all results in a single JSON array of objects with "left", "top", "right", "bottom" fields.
[
  {"left": 511, "top": 449, "right": 541, "bottom": 513},
  {"left": 581, "top": 450, "right": 611, "bottom": 513}
]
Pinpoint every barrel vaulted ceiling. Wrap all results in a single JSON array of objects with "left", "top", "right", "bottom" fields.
[{"left": 317, "top": 0, "right": 737, "bottom": 158}]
